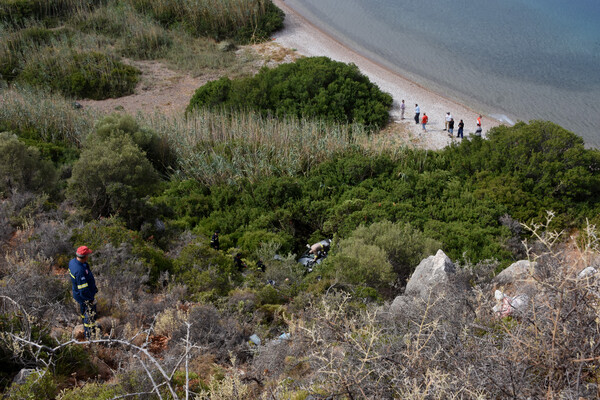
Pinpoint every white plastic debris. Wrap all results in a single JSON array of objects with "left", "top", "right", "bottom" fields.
[
  {"left": 578, "top": 266, "right": 597, "bottom": 279},
  {"left": 493, "top": 290, "right": 529, "bottom": 317},
  {"left": 248, "top": 334, "right": 261, "bottom": 346}
]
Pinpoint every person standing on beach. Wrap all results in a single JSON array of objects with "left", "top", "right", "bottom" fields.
[
  {"left": 421, "top": 113, "right": 428, "bottom": 131},
  {"left": 444, "top": 112, "right": 452, "bottom": 131},
  {"left": 448, "top": 118, "right": 454, "bottom": 136},
  {"left": 400, "top": 100, "right": 406, "bottom": 120},
  {"left": 477, "top": 115, "right": 482, "bottom": 127},
  {"left": 457, "top": 120, "right": 464, "bottom": 138},
  {"left": 475, "top": 124, "right": 482, "bottom": 136},
  {"left": 414, "top": 104, "right": 420, "bottom": 124}
]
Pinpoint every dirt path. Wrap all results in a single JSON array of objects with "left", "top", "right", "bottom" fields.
[
  {"left": 78, "top": 60, "right": 219, "bottom": 116},
  {"left": 78, "top": 42, "right": 299, "bottom": 117}
]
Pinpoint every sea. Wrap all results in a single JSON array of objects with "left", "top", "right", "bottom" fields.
[{"left": 282, "top": 0, "right": 600, "bottom": 146}]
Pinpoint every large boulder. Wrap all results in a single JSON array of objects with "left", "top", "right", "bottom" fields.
[
  {"left": 390, "top": 250, "right": 464, "bottom": 315},
  {"left": 404, "top": 249, "right": 457, "bottom": 300}
]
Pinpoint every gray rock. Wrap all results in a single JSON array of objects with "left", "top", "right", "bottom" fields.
[
  {"left": 390, "top": 250, "right": 459, "bottom": 315},
  {"left": 493, "top": 260, "right": 537, "bottom": 288},
  {"left": 13, "top": 369, "right": 38, "bottom": 385},
  {"left": 217, "top": 41, "right": 236, "bottom": 52},
  {"left": 404, "top": 249, "right": 456, "bottom": 300},
  {"left": 578, "top": 266, "right": 597, "bottom": 279}
]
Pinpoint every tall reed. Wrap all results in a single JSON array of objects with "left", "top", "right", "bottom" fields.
[
  {"left": 0, "top": 85, "right": 96, "bottom": 145},
  {"left": 143, "top": 108, "right": 392, "bottom": 185},
  {"left": 0, "top": 0, "right": 105, "bottom": 26},
  {"left": 128, "top": 0, "right": 281, "bottom": 41},
  {"left": 71, "top": 2, "right": 172, "bottom": 59}
]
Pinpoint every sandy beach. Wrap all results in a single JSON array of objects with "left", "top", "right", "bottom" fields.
[{"left": 271, "top": 0, "right": 502, "bottom": 150}]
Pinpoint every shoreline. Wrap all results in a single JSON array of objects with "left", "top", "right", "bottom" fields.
[{"left": 271, "top": 0, "right": 503, "bottom": 150}]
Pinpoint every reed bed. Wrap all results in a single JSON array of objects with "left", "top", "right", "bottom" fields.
[
  {"left": 0, "top": 0, "right": 105, "bottom": 26},
  {"left": 128, "top": 0, "right": 279, "bottom": 41},
  {"left": 144, "top": 108, "right": 383, "bottom": 185},
  {"left": 0, "top": 85, "right": 97, "bottom": 145},
  {"left": 71, "top": 2, "right": 172, "bottom": 59}
]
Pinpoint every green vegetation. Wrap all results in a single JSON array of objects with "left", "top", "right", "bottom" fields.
[
  {"left": 0, "top": 0, "right": 103, "bottom": 27},
  {"left": 1, "top": 1, "right": 599, "bottom": 397},
  {"left": 188, "top": 57, "right": 393, "bottom": 128},
  {"left": 129, "top": 0, "right": 283, "bottom": 43},
  {"left": 0, "top": 132, "right": 57, "bottom": 196},
  {"left": 18, "top": 49, "right": 140, "bottom": 99}
]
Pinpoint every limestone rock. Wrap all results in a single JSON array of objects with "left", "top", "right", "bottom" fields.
[
  {"left": 404, "top": 249, "right": 457, "bottom": 300},
  {"left": 13, "top": 369, "right": 38, "bottom": 384},
  {"left": 217, "top": 41, "right": 236, "bottom": 52}
]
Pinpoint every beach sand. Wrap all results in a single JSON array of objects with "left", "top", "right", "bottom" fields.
[{"left": 271, "top": 0, "right": 502, "bottom": 150}]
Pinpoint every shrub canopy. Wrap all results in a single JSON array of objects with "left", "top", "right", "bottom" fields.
[
  {"left": 67, "top": 134, "right": 160, "bottom": 223},
  {"left": 187, "top": 57, "right": 393, "bottom": 128}
]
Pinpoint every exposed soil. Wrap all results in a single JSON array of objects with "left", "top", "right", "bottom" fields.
[{"left": 78, "top": 42, "right": 300, "bottom": 117}]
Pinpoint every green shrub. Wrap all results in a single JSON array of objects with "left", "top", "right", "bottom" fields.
[
  {"left": 94, "top": 114, "right": 177, "bottom": 175},
  {"left": 57, "top": 382, "right": 125, "bottom": 400},
  {"left": 70, "top": 217, "right": 173, "bottom": 286},
  {"left": 0, "top": 132, "right": 56, "bottom": 196},
  {"left": 349, "top": 220, "right": 441, "bottom": 280},
  {"left": 4, "top": 369, "right": 57, "bottom": 400},
  {"left": 187, "top": 57, "right": 393, "bottom": 128},
  {"left": 67, "top": 134, "right": 160, "bottom": 223},
  {"left": 54, "top": 344, "right": 97, "bottom": 378},
  {"left": 18, "top": 49, "right": 140, "bottom": 99},
  {"left": 237, "top": 230, "right": 292, "bottom": 255},
  {"left": 322, "top": 237, "right": 395, "bottom": 291},
  {"left": 172, "top": 240, "right": 239, "bottom": 300}
]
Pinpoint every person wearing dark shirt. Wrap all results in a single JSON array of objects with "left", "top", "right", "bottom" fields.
[
  {"left": 257, "top": 260, "right": 266, "bottom": 272},
  {"left": 234, "top": 253, "right": 246, "bottom": 272},
  {"left": 210, "top": 229, "right": 220, "bottom": 250},
  {"left": 68, "top": 246, "right": 98, "bottom": 339},
  {"left": 457, "top": 120, "right": 464, "bottom": 138}
]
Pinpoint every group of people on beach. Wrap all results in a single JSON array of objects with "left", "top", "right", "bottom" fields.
[{"left": 399, "top": 100, "right": 483, "bottom": 139}]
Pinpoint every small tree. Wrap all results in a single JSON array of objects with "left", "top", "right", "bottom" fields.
[
  {"left": 0, "top": 132, "right": 56, "bottom": 197},
  {"left": 67, "top": 134, "right": 160, "bottom": 225}
]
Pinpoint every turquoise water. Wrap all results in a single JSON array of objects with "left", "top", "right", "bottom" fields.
[{"left": 283, "top": 0, "right": 600, "bottom": 145}]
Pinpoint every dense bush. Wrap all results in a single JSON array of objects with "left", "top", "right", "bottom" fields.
[
  {"left": 18, "top": 49, "right": 140, "bottom": 100},
  {"left": 94, "top": 114, "right": 177, "bottom": 175},
  {"left": 0, "top": 132, "right": 56, "bottom": 196},
  {"left": 440, "top": 121, "right": 600, "bottom": 224},
  {"left": 128, "top": 0, "right": 283, "bottom": 43},
  {"left": 67, "top": 134, "right": 160, "bottom": 225},
  {"left": 187, "top": 57, "right": 393, "bottom": 128},
  {"left": 154, "top": 122, "right": 600, "bottom": 271}
]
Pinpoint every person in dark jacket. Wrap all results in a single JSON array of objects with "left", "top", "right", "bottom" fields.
[
  {"left": 234, "top": 253, "right": 246, "bottom": 272},
  {"left": 69, "top": 246, "right": 98, "bottom": 339},
  {"left": 210, "top": 229, "right": 220, "bottom": 250}
]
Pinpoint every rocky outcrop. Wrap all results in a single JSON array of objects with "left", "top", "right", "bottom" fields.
[
  {"left": 492, "top": 260, "right": 537, "bottom": 291},
  {"left": 390, "top": 250, "right": 465, "bottom": 315}
]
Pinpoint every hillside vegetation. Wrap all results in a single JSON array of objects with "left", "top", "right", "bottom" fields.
[{"left": 1, "top": 1, "right": 600, "bottom": 398}]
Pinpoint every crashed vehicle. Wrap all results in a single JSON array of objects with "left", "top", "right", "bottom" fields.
[{"left": 298, "top": 239, "right": 331, "bottom": 272}]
